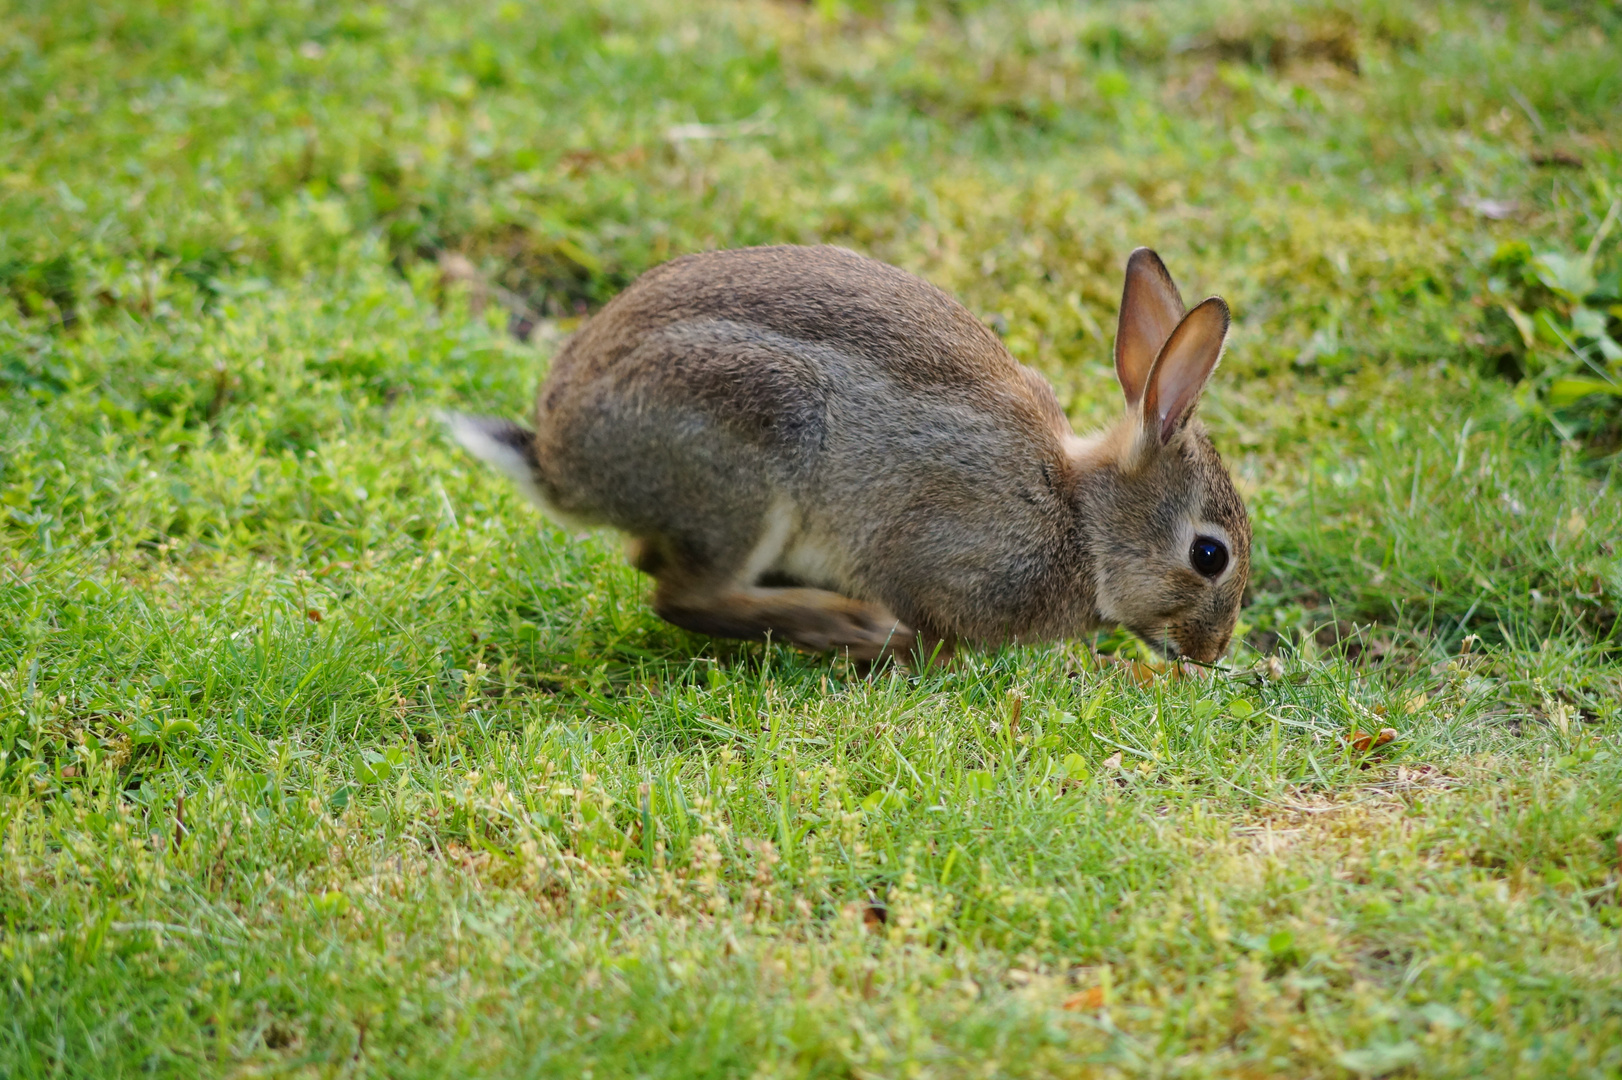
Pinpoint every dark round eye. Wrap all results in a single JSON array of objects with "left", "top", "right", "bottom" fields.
[{"left": 1190, "top": 535, "right": 1229, "bottom": 578}]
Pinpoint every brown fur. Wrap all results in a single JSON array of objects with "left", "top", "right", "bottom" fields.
[{"left": 450, "top": 245, "right": 1250, "bottom": 663}]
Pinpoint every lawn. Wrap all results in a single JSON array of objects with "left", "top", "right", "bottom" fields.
[{"left": 2, "top": 1, "right": 1620, "bottom": 1076}]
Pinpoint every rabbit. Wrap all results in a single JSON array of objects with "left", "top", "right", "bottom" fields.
[{"left": 448, "top": 244, "right": 1249, "bottom": 665}]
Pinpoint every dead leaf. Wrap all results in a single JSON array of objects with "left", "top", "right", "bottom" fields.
[
  {"left": 1466, "top": 197, "right": 1518, "bottom": 220},
  {"left": 1347, "top": 727, "right": 1397, "bottom": 751},
  {"left": 1530, "top": 149, "right": 1581, "bottom": 168},
  {"left": 664, "top": 117, "right": 776, "bottom": 142},
  {"left": 1120, "top": 660, "right": 1158, "bottom": 686},
  {"left": 1396, "top": 763, "right": 1441, "bottom": 787},
  {"left": 1063, "top": 986, "right": 1106, "bottom": 1011}
]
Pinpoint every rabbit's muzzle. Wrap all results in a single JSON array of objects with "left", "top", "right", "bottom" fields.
[{"left": 1163, "top": 618, "right": 1237, "bottom": 665}]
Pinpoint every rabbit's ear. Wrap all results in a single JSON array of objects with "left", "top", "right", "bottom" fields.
[
  {"left": 1114, "top": 248, "right": 1186, "bottom": 407},
  {"left": 1142, "top": 296, "right": 1230, "bottom": 445}
]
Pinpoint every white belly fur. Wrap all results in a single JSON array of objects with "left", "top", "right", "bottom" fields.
[{"left": 738, "top": 495, "right": 854, "bottom": 594}]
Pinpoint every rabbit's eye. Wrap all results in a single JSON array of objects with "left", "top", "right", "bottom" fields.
[{"left": 1190, "top": 536, "right": 1228, "bottom": 578}]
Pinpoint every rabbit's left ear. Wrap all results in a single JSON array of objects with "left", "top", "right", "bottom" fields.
[
  {"left": 1115, "top": 248, "right": 1186, "bottom": 408},
  {"left": 1142, "top": 297, "right": 1230, "bottom": 445}
]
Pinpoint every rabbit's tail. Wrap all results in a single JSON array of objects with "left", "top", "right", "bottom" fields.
[
  {"left": 444, "top": 411, "right": 537, "bottom": 484},
  {"left": 442, "top": 412, "right": 575, "bottom": 524}
]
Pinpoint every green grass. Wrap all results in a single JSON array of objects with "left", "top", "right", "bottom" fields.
[{"left": 2, "top": 1, "right": 1621, "bottom": 1076}]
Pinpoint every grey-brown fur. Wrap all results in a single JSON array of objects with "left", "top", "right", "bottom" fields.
[{"left": 449, "top": 244, "right": 1250, "bottom": 663}]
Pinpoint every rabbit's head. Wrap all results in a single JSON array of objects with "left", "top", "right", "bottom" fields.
[{"left": 1084, "top": 249, "right": 1250, "bottom": 664}]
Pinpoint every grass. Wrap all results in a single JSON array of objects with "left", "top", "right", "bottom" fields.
[{"left": 2, "top": 0, "right": 1621, "bottom": 1076}]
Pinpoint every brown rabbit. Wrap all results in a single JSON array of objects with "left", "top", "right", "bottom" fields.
[{"left": 449, "top": 245, "right": 1249, "bottom": 664}]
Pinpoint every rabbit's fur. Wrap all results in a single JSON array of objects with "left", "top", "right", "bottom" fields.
[{"left": 450, "top": 244, "right": 1249, "bottom": 663}]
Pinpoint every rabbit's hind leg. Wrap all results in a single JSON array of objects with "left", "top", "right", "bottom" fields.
[
  {"left": 652, "top": 577, "right": 915, "bottom": 662},
  {"left": 637, "top": 494, "right": 913, "bottom": 660}
]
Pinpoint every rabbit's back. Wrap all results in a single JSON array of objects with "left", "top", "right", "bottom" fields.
[
  {"left": 546, "top": 245, "right": 1037, "bottom": 395},
  {"left": 535, "top": 245, "right": 1073, "bottom": 484}
]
